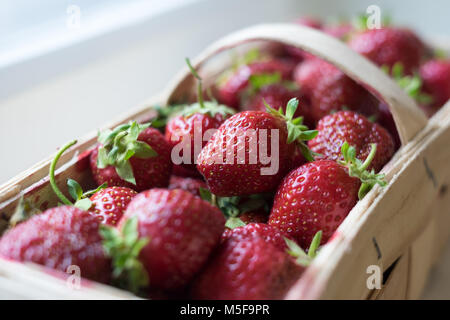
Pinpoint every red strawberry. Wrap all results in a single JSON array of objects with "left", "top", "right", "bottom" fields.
[
  {"left": 48, "top": 140, "right": 138, "bottom": 227},
  {"left": 308, "top": 111, "right": 395, "bottom": 172},
  {"left": 168, "top": 175, "right": 207, "bottom": 197},
  {"left": 103, "top": 189, "right": 225, "bottom": 292},
  {"left": 197, "top": 98, "right": 317, "bottom": 196},
  {"left": 293, "top": 58, "right": 367, "bottom": 123},
  {"left": 323, "top": 23, "right": 354, "bottom": 40},
  {"left": 90, "top": 121, "right": 172, "bottom": 192},
  {"left": 190, "top": 234, "right": 302, "bottom": 300},
  {"left": 269, "top": 144, "right": 386, "bottom": 249},
  {"left": 217, "top": 59, "right": 295, "bottom": 108},
  {"left": 238, "top": 210, "right": 269, "bottom": 224},
  {"left": 349, "top": 27, "right": 425, "bottom": 75},
  {"left": 90, "top": 186, "right": 137, "bottom": 226},
  {"left": 0, "top": 206, "right": 111, "bottom": 283},
  {"left": 166, "top": 59, "right": 235, "bottom": 177},
  {"left": 420, "top": 59, "right": 450, "bottom": 111},
  {"left": 222, "top": 223, "right": 290, "bottom": 251}
]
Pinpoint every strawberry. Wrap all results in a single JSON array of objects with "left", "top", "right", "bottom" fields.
[
  {"left": 420, "top": 59, "right": 450, "bottom": 111},
  {"left": 293, "top": 58, "right": 367, "bottom": 123},
  {"left": 197, "top": 98, "right": 317, "bottom": 196},
  {"left": 90, "top": 121, "right": 172, "bottom": 192},
  {"left": 323, "top": 23, "right": 354, "bottom": 40},
  {"left": 49, "top": 140, "right": 137, "bottom": 226},
  {"left": 349, "top": 27, "right": 425, "bottom": 75},
  {"left": 166, "top": 59, "right": 235, "bottom": 178},
  {"left": 308, "top": 111, "right": 395, "bottom": 172},
  {"left": 190, "top": 234, "right": 302, "bottom": 300},
  {"left": 269, "top": 143, "right": 386, "bottom": 249},
  {"left": 168, "top": 175, "right": 207, "bottom": 197},
  {"left": 217, "top": 59, "right": 295, "bottom": 109},
  {"left": 101, "top": 189, "right": 225, "bottom": 292},
  {"left": 238, "top": 209, "right": 269, "bottom": 224},
  {"left": 222, "top": 223, "right": 291, "bottom": 251},
  {"left": 190, "top": 226, "right": 322, "bottom": 300},
  {"left": 90, "top": 187, "right": 137, "bottom": 226},
  {"left": 0, "top": 206, "right": 110, "bottom": 283}
]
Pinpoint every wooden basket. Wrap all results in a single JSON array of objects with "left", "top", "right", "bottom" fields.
[{"left": 0, "top": 24, "right": 449, "bottom": 299}]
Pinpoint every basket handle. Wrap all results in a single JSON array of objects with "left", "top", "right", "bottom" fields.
[{"left": 163, "top": 23, "right": 428, "bottom": 145}]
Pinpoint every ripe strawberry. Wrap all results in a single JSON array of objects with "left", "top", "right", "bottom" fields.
[
  {"left": 102, "top": 189, "right": 225, "bottom": 292},
  {"left": 269, "top": 144, "right": 386, "bottom": 249},
  {"left": 168, "top": 175, "right": 207, "bottom": 197},
  {"left": 48, "top": 140, "right": 138, "bottom": 227},
  {"left": 349, "top": 27, "right": 425, "bottom": 75},
  {"left": 222, "top": 223, "right": 290, "bottom": 251},
  {"left": 308, "top": 111, "right": 395, "bottom": 172},
  {"left": 90, "top": 187, "right": 137, "bottom": 226},
  {"left": 293, "top": 58, "right": 367, "bottom": 123},
  {"left": 197, "top": 98, "right": 317, "bottom": 196},
  {"left": 190, "top": 234, "right": 302, "bottom": 300},
  {"left": 166, "top": 59, "right": 235, "bottom": 177},
  {"left": 0, "top": 206, "right": 111, "bottom": 283},
  {"left": 323, "top": 23, "right": 354, "bottom": 40},
  {"left": 238, "top": 210, "right": 269, "bottom": 224},
  {"left": 217, "top": 59, "right": 295, "bottom": 109},
  {"left": 420, "top": 59, "right": 450, "bottom": 111},
  {"left": 191, "top": 225, "right": 323, "bottom": 300},
  {"left": 90, "top": 121, "right": 172, "bottom": 192}
]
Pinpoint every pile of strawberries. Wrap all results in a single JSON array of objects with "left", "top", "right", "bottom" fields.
[{"left": 0, "top": 14, "right": 449, "bottom": 300}]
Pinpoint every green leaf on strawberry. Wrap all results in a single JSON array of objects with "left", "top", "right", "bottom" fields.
[
  {"left": 265, "top": 98, "right": 319, "bottom": 162},
  {"left": 97, "top": 121, "right": 157, "bottom": 185},
  {"left": 100, "top": 216, "right": 149, "bottom": 294},
  {"left": 285, "top": 230, "right": 323, "bottom": 266},
  {"left": 339, "top": 141, "right": 387, "bottom": 199}
]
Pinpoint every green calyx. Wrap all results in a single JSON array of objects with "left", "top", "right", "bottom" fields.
[
  {"left": 199, "top": 187, "right": 269, "bottom": 229},
  {"left": 338, "top": 142, "right": 387, "bottom": 200},
  {"left": 97, "top": 121, "right": 157, "bottom": 185},
  {"left": 100, "top": 216, "right": 149, "bottom": 294},
  {"left": 285, "top": 230, "right": 322, "bottom": 266},
  {"left": 383, "top": 62, "right": 433, "bottom": 105},
  {"left": 266, "top": 98, "right": 319, "bottom": 162},
  {"left": 150, "top": 104, "right": 185, "bottom": 129},
  {"left": 49, "top": 140, "right": 107, "bottom": 210},
  {"left": 183, "top": 58, "right": 235, "bottom": 119}
]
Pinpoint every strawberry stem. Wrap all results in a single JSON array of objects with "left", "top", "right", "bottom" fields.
[
  {"left": 49, "top": 140, "right": 77, "bottom": 206},
  {"left": 186, "top": 57, "right": 205, "bottom": 109},
  {"left": 339, "top": 142, "right": 387, "bottom": 200}
]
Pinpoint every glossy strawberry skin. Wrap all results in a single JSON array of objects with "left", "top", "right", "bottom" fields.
[
  {"left": 218, "top": 60, "right": 294, "bottom": 109},
  {"left": 269, "top": 160, "right": 360, "bottom": 249},
  {"left": 0, "top": 206, "right": 110, "bottom": 283},
  {"left": 89, "top": 186, "right": 137, "bottom": 226},
  {"left": 190, "top": 232, "right": 302, "bottom": 300},
  {"left": 420, "top": 59, "right": 450, "bottom": 111},
  {"left": 168, "top": 175, "right": 207, "bottom": 197},
  {"left": 197, "top": 111, "right": 295, "bottom": 197},
  {"left": 90, "top": 127, "right": 172, "bottom": 192},
  {"left": 165, "top": 113, "right": 226, "bottom": 177},
  {"left": 349, "top": 28, "right": 425, "bottom": 75},
  {"left": 238, "top": 210, "right": 269, "bottom": 224},
  {"left": 222, "top": 223, "right": 290, "bottom": 251},
  {"left": 293, "top": 58, "right": 367, "bottom": 123},
  {"left": 308, "top": 111, "right": 395, "bottom": 172},
  {"left": 118, "top": 189, "right": 225, "bottom": 291}
]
